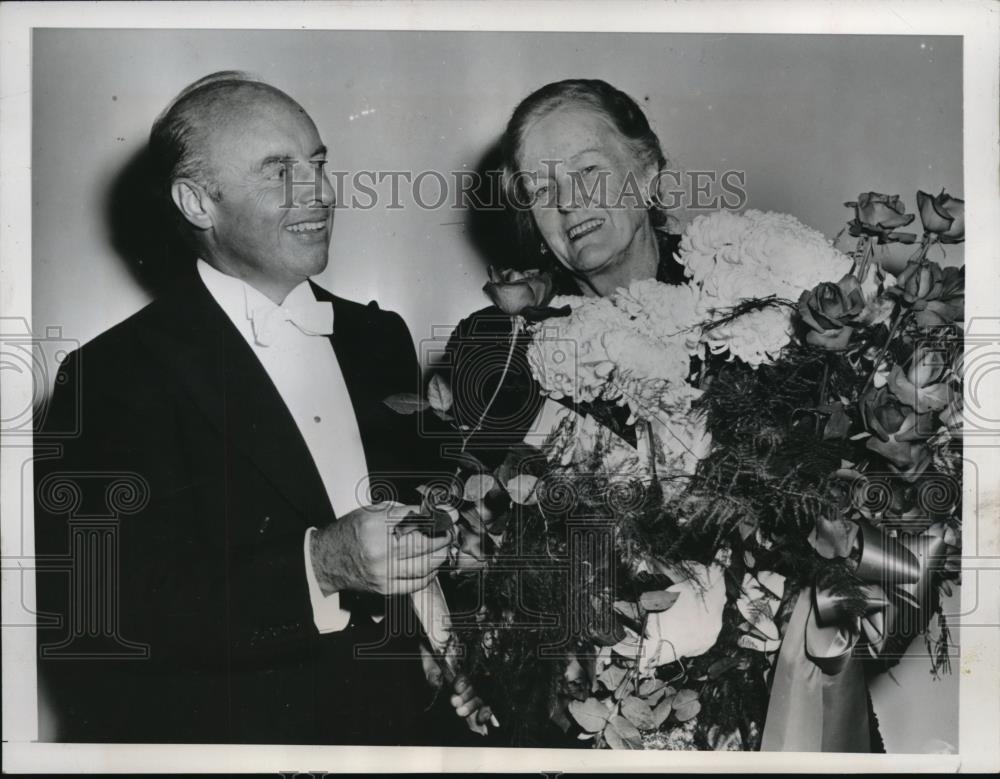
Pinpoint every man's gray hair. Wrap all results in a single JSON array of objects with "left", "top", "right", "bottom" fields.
[{"left": 149, "top": 70, "right": 291, "bottom": 212}]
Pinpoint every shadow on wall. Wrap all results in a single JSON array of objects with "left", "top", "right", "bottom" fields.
[
  {"left": 105, "top": 144, "right": 196, "bottom": 298},
  {"left": 462, "top": 137, "right": 544, "bottom": 275}
]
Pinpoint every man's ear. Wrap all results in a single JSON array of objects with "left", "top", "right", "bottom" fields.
[{"left": 171, "top": 179, "right": 215, "bottom": 231}]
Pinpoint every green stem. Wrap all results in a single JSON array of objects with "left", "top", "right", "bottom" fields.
[
  {"left": 861, "top": 306, "right": 908, "bottom": 395},
  {"left": 815, "top": 359, "right": 831, "bottom": 436},
  {"left": 852, "top": 235, "right": 874, "bottom": 284},
  {"left": 461, "top": 315, "right": 522, "bottom": 452}
]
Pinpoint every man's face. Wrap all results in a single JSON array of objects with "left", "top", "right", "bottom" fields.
[{"left": 201, "top": 92, "right": 335, "bottom": 295}]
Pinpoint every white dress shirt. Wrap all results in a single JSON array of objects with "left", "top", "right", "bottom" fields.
[{"left": 197, "top": 259, "right": 370, "bottom": 633}]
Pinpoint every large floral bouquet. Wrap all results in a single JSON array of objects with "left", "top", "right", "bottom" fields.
[{"left": 387, "top": 191, "right": 964, "bottom": 751}]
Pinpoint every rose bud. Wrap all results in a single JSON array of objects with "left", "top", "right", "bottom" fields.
[
  {"left": 844, "top": 192, "right": 917, "bottom": 244},
  {"left": 914, "top": 265, "right": 964, "bottom": 327},
  {"left": 797, "top": 274, "right": 866, "bottom": 350},
  {"left": 887, "top": 349, "right": 952, "bottom": 413},
  {"left": 916, "top": 189, "right": 965, "bottom": 243},
  {"left": 483, "top": 267, "right": 554, "bottom": 316},
  {"left": 888, "top": 260, "right": 944, "bottom": 307}
]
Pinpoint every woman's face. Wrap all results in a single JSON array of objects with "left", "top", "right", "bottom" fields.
[{"left": 516, "top": 105, "right": 658, "bottom": 280}]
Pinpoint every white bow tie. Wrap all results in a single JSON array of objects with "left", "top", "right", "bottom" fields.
[{"left": 250, "top": 300, "right": 335, "bottom": 347}]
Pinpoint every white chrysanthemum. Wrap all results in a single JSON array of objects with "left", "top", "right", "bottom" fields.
[
  {"left": 679, "top": 209, "right": 853, "bottom": 365},
  {"left": 527, "top": 285, "right": 697, "bottom": 422},
  {"left": 527, "top": 296, "right": 629, "bottom": 405},
  {"left": 701, "top": 305, "right": 796, "bottom": 368},
  {"left": 613, "top": 278, "right": 703, "bottom": 353}
]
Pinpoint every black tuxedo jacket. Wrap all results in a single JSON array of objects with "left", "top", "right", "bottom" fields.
[{"left": 35, "top": 271, "right": 448, "bottom": 744}]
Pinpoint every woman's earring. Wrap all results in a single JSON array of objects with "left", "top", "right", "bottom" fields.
[{"left": 539, "top": 242, "right": 549, "bottom": 255}]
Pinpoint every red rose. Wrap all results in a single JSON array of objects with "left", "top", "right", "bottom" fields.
[
  {"left": 797, "top": 274, "right": 865, "bottom": 350},
  {"left": 860, "top": 386, "right": 933, "bottom": 482},
  {"left": 913, "top": 265, "right": 964, "bottom": 327},
  {"left": 844, "top": 192, "right": 917, "bottom": 244},
  {"left": 887, "top": 349, "right": 952, "bottom": 414},
  {"left": 916, "top": 189, "right": 965, "bottom": 243},
  {"left": 483, "top": 267, "right": 554, "bottom": 316},
  {"left": 888, "top": 260, "right": 944, "bottom": 307}
]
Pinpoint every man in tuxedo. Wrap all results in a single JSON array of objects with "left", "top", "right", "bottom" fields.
[{"left": 35, "top": 72, "right": 489, "bottom": 744}]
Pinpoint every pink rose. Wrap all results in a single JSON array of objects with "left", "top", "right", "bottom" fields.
[
  {"left": 797, "top": 274, "right": 865, "bottom": 350},
  {"left": 845, "top": 192, "right": 917, "bottom": 244},
  {"left": 887, "top": 349, "right": 953, "bottom": 414},
  {"left": 860, "top": 386, "right": 933, "bottom": 482},
  {"left": 913, "top": 265, "right": 964, "bottom": 327},
  {"left": 483, "top": 267, "right": 554, "bottom": 316},
  {"left": 888, "top": 260, "right": 944, "bottom": 307},
  {"left": 916, "top": 190, "right": 965, "bottom": 243}
]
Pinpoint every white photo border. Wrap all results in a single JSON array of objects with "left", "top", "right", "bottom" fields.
[{"left": 2, "top": 0, "right": 998, "bottom": 773}]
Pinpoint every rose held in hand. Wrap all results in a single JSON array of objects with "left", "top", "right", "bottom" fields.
[
  {"left": 845, "top": 192, "right": 916, "bottom": 244},
  {"left": 483, "top": 267, "right": 554, "bottom": 316},
  {"left": 797, "top": 274, "right": 865, "bottom": 350}
]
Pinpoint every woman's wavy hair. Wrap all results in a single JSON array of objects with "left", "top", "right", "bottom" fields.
[{"left": 499, "top": 79, "right": 673, "bottom": 290}]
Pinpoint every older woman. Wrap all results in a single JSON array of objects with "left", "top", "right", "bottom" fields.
[
  {"left": 439, "top": 81, "right": 690, "bottom": 748},
  {"left": 445, "top": 79, "right": 685, "bottom": 458}
]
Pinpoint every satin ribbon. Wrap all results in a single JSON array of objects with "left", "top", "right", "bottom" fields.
[
  {"left": 761, "top": 520, "right": 947, "bottom": 752},
  {"left": 251, "top": 300, "right": 334, "bottom": 346}
]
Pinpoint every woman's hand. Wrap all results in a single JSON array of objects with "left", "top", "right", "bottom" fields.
[{"left": 420, "top": 644, "right": 494, "bottom": 734}]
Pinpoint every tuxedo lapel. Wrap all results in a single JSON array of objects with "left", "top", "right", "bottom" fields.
[{"left": 135, "top": 273, "right": 333, "bottom": 524}]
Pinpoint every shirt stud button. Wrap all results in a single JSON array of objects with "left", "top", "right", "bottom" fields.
[{"left": 313, "top": 415, "right": 321, "bottom": 423}]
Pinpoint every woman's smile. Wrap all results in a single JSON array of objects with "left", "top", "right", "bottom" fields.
[{"left": 567, "top": 217, "right": 605, "bottom": 242}]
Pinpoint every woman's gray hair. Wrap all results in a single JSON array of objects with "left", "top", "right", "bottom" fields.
[{"left": 499, "top": 78, "right": 673, "bottom": 259}]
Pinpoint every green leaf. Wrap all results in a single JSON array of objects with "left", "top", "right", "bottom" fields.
[
  {"left": 567, "top": 698, "right": 610, "bottom": 733},
  {"left": 382, "top": 393, "right": 430, "bottom": 414},
  {"left": 673, "top": 688, "right": 698, "bottom": 707},
  {"left": 613, "top": 673, "right": 632, "bottom": 701},
  {"left": 613, "top": 600, "right": 640, "bottom": 621},
  {"left": 604, "top": 715, "right": 643, "bottom": 749},
  {"left": 620, "top": 695, "right": 656, "bottom": 730},
  {"left": 459, "top": 505, "right": 487, "bottom": 534},
  {"left": 505, "top": 474, "right": 539, "bottom": 505},
  {"left": 463, "top": 473, "right": 497, "bottom": 502},
  {"left": 427, "top": 373, "right": 453, "bottom": 413},
  {"left": 639, "top": 590, "right": 680, "bottom": 612},
  {"left": 638, "top": 678, "right": 666, "bottom": 706},
  {"left": 597, "top": 664, "right": 626, "bottom": 691},
  {"left": 611, "top": 631, "right": 642, "bottom": 660},
  {"left": 652, "top": 697, "right": 672, "bottom": 727},
  {"left": 673, "top": 699, "right": 701, "bottom": 722}
]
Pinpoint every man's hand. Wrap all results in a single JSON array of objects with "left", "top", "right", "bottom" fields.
[{"left": 310, "top": 501, "right": 452, "bottom": 595}]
